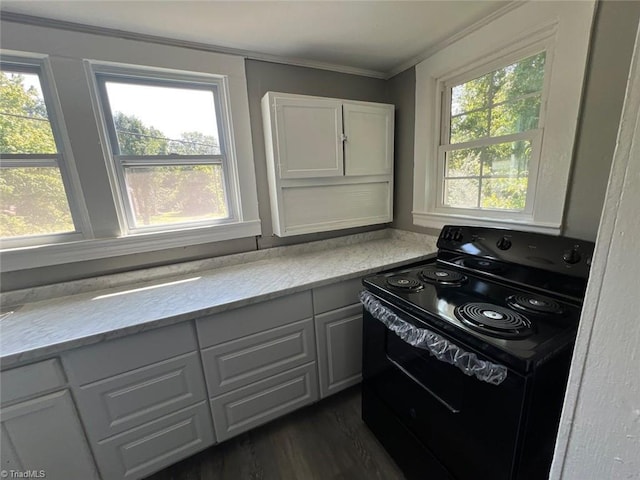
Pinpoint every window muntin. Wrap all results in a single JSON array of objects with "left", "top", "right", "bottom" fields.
[
  {"left": 0, "top": 64, "right": 76, "bottom": 239},
  {"left": 97, "top": 75, "right": 232, "bottom": 231},
  {"left": 440, "top": 52, "right": 546, "bottom": 212}
]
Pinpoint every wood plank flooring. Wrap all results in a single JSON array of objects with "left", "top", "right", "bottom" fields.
[{"left": 145, "top": 386, "right": 405, "bottom": 480}]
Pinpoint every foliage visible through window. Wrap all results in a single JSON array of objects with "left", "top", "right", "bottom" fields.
[
  {"left": 99, "top": 78, "right": 229, "bottom": 229},
  {"left": 442, "top": 52, "right": 546, "bottom": 211},
  {"left": 0, "top": 67, "right": 75, "bottom": 238}
]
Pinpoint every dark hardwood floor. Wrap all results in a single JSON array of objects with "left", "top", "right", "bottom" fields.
[{"left": 145, "top": 386, "right": 405, "bottom": 480}]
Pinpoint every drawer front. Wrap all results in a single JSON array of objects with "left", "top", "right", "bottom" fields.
[
  {"left": 211, "top": 362, "right": 318, "bottom": 442},
  {"left": 201, "top": 318, "right": 315, "bottom": 396},
  {"left": 63, "top": 322, "right": 198, "bottom": 385},
  {"left": 196, "top": 291, "right": 313, "bottom": 348},
  {"left": 93, "top": 401, "right": 214, "bottom": 480},
  {"left": 1, "top": 359, "right": 66, "bottom": 405},
  {"left": 315, "top": 304, "right": 363, "bottom": 398},
  {"left": 74, "top": 352, "right": 207, "bottom": 441},
  {"left": 312, "top": 278, "right": 363, "bottom": 314}
]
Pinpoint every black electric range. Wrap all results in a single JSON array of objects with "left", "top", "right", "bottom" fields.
[{"left": 361, "top": 225, "right": 594, "bottom": 480}]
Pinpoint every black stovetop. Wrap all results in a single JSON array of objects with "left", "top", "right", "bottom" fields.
[{"left": 363, "top": 259, "right": 583, "bottom": 374}]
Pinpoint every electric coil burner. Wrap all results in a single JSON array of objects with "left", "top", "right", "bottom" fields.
[
  {"left": 454, "top": 302, "right": 533, "bottom": 338},
  {"left": 419, "top": 266, "right": 467, "bottom": 285},
  {"left": 386, "top": 275, "right": 423, "bottom": 292},
  {"left": 361, "top": 225, "right": 594, "bottom": 480},
  {"left": 507, "top": 294, "right": 563, "bottom": 315}
]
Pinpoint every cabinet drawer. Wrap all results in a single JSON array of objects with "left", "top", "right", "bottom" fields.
[
  {"left": 63, "top": 322, "right": 198, "bottom": 385},
  {"left": 196, "top": 291, "right": 313, "bottom": 348},
  {"left": 201, "top": 318, "right": 315, "bottom": 396},
  {"left": 1, "top": 359, "right": 66, "bottom": 405},
  {"left": 315, "top": 304, "right": 363, "bottom": 398},
  {"left": 92, "top": 401, "right": 214, "bottom": 480},
  {"left": 73, "top": 352, "right": 207, "bottom": 441},
  {"left": 313, "top": 278, "right": 363, "bottom": 314},
  {"left": 211, "top": 362, "right": 318, "bottom": 442}
]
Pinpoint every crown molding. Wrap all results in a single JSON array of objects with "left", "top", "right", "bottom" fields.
[
  {"left": 384, "top": 0, "right": 525, "bottom": 79},
  {"left": 0, "top": 10, "right": 388, "bottom": 79}
]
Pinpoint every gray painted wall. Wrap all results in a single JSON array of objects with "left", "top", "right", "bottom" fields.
[
  {"left": 3, "top": 1, "right": 639, "bottom": 290},
  {"left": 1, "top": 55, "right": 387, "bottom": 291},
  {"left": 389, "top": 0, "right": 640, "bottom": 242},
  {"left": 562, "top": 0, "right": 640, "bottom": 240}
]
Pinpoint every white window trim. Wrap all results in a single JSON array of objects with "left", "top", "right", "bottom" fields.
[
  {"left": 0, "top": 46, "right": 261, "bottom": 272},
  {"left": 412, "top": 1, "right": 596, "bottom": 235},
  {"left": 0, "top": 52, "right": 93, "bottom": 249},
  {"left": 88, "top": 63, "right": 243, "bottom": 235}
]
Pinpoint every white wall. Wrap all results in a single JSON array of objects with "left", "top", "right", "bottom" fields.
[{"left": 550, "top": 18, "right": 640, "bottom": 480}]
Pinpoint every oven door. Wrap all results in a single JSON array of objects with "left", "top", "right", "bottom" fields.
[{"left": 362, "top": 298, "right": 529, "bottom": 480}]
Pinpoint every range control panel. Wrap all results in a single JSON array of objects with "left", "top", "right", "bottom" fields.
[{"left": 437, "top": 225, "right": 595, "bottom": 279}]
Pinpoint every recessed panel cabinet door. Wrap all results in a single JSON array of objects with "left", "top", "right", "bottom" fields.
[
  {"left": 343, "top": 102, "right": 394, "bottom": 176},
  {"left": 275, "top": 97, "right": 344, "bottom": 178},
  {"left": 0, "top": 390, "right": 99, "bottom": 480}
]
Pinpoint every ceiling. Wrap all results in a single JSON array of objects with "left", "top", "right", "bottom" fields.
[{"left": 0, "top": 1, "right": 511, "bottom": 78}]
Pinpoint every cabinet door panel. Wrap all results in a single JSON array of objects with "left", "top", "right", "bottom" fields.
[
  {"left": 74, "top": 352, "right": 207, "bottom": 441},
  {"left": 281, "top": 182, "right": 391, "bottom": 235},
  {"left": 343, "top": 102, "right": 394, "bottom": 176},
  {"left": 275, "top": 97, "right": 343, "bottom": 178},
  {"left": 315, "top": 304, "right": 363, "bottom": 398},
  {"left": 0, "top": 390, "right": 99, "bottom": 480},
  {"left": 201, "top": 318, "right": 315, "bottom": 396},
  {"left": 93, "top": 402, "right": 214, "bottom": 480},
  {"left": 210, "top": 363, "right": 318, "bottom": 442}
]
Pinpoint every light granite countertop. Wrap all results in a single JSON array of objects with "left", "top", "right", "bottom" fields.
[{"left": 0, "top": 229, "right": 437, "bottom": 368}]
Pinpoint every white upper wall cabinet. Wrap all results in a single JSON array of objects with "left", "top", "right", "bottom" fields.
[
  {"left": 343, "top": 102, "right": 393, "bottom": 176},
  {"left": 262, "top": 92, "right": 394, "bottom": 237},
  {"left": 274, "top": 96, "right": 344, "bottom": 178}
]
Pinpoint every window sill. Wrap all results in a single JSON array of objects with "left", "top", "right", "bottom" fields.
[
  {"left": 0, "top": 220, "right": 262, "bottom": 272},
  {"left": 413, "top": 211, "right": 561, "bottom": 235}
]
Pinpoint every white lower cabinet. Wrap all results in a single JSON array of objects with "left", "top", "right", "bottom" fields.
[
  {"left": 315, "top": 304, "right": 363, "bottom": 398},
  {"left": 210, "top": 362, "right": 318, "bottom": 442},
  {"left": 91, "top": 402, "right": 213, "bottom": 480},
  {"left": 0, "top": 360, "right": 99, "bottom": 480},
  {"left": 62, "top": 323, "right": 214, "bottom": 480},
  {"left": 313, "top": 278, "right": 364, "bottom": 398},
  {"left": 197, "top": 292, "right": 319, "bottom": 442},
  {"left": 1, "top": 280, "right": 368, "bottom": 479}
]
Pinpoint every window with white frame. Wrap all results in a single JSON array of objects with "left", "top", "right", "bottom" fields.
[
  {"left": 0, "top": 58, "right": 85, "bottom": 246},
  {"left": 412, "top": 1, "right": 596, "bottom": 234},
  {"left": 95, "top": 72, "right": 235, "bottom": 233},
  {"left": 440, "top": 51, "right": 546, "bottom": 213}
]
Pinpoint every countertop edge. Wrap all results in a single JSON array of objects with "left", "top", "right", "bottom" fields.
[{"left": 0, "top": 250, "right": 435, "bottom": 369}]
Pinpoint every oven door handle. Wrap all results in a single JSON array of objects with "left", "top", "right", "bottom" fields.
[
  {"left": 360, "top": 291, "right": 508, "bottom": 386},
  {"left": 387, "top": 357, "right": 461, "bottom": 413}
]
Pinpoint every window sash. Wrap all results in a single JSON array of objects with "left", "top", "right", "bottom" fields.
[
  {"left": 96, "top": 74, "right": 227, "bottom": 158},
  {"left": 436, "top": 129, "right": 542, "bottom": 215},
  {"left": 93, "top": 70, "right": 237, "bottom": 234},
  {"left": 0, "top": 59, "right": 87, "bottom": 245}
]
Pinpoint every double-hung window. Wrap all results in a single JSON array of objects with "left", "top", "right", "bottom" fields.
[
  {"left": 95, "top": 71, "right": 235, "bottom": 233},
  {"left": 440, "top": 52, "right": 546, "bottom": 213},
  {"left": 412, "top": 1, "right": 595, "bottom": 234},
  {"left": 0, "top": 57, "right": 86, "bottom": 247}
]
